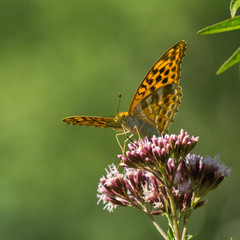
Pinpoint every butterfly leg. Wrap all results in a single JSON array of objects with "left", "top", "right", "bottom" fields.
[
  {"left": 116, "top": 130, "right": 133, "bottom": 169},
  {"left": 123, "top": 133, "right": 134, "bottom": 154},
  {"left": 115, "top": 130, "right": 131, "bottom": 156},
  {"left": 133, "top": 125, "right": 143, "bottom": 149}
]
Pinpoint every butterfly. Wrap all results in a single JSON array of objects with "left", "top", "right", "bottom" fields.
[{"left": 62, "top": 40, "right": 186, "bottom": 138}]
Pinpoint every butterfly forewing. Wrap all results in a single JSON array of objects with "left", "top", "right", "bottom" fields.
[
  {"left": 62, "top": 116, "right": 122, "bottom": 131},
  {"left": 128, "top": 40, "right": 186, "bottom": 114}
]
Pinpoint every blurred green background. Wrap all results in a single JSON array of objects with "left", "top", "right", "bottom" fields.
[{"left": 0, "top": 0, "right": 239, "bottom": 239}]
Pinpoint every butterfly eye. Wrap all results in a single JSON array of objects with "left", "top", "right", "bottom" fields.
[
  {"left": 114, "top": 112, "right": 128, "bottom": 123},
  {"left": 120, "top": 113, "right": 127, "bottom": 119}
]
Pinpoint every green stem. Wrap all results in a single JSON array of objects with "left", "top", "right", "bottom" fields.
[
  {"left": 181, "top": 217, "right": 188, "bottom": 240},
  {"left": 147, "top": 213, "right": 168, "bottom": 240},
  {"left": 168, "top": 191, "right": 180, "bottom": 240},
  {"left": 161, "top": 168, "right": 180, "bottom": 239},
  {"left": 181, "top": 192, "right": 197, "bottom": 240},
  {"left": 135, "top": 204, "right": 168, "bottom": 240}
]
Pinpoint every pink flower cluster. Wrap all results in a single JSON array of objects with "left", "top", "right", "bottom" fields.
[{"left": 97, "top": 130, "right": 231, "bottom": 214}]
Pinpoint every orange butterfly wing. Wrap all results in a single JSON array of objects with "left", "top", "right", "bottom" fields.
[
  {"left": 124, "top": 40, "right": 186, "bottom": 136},
  {"left": 132, "top": 83, "right": 183, "bottom": 135},
  {"left": 62, "top": 116, "right": 122, "bottom": 131},
  {"left": 128, "top": 40, "right": 186, "bottom": 115}
]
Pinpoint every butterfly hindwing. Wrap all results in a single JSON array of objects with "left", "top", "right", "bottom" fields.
[{"left": 129, "top": 83, "right": 182, "bottom": 135}]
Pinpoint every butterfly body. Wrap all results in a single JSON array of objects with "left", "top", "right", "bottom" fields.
[
  {"left": 124, "top": 115, "right": 159, "bottom": 137},
  {"left": 112, "top": 111, "right": 156, "bottom": 136},
  {"left": 63, "top": 40, "right": 186, "bottom": 137}
]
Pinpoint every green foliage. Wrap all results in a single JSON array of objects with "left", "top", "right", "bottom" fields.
[
  {"left": 230, "top": 0, "right": 240, "bottom": 17},
  {"left": 167, "top": 227, "right": 175, "bottom": 240},
  {"left": 197, "top": 16, "right": 240, "bottom": 34},
  {"left": 217, "top": 47, "right": 240, "bottom": 74},
  {"left": 167, "top": 227, "right": 194, "bottom": 239},
  {"left": 197, "top": 1, "right": 240, "bottom": 74},
  {"left": 185, "top": 235, "right": 194, "bottom": 240},
  {"left": 0, "top": 1, "right": 239, "bottom": 240}
]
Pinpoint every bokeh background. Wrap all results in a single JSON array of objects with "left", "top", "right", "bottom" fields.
[{"left": 0, "top": 0, "right": 239, "bottom": 239}]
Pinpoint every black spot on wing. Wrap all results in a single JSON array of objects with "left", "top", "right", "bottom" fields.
[
  {"left": 170, "top": 103, "right": 176, "bottom": 109},
  {"left": 167, "top": 111, "right": 172, "bottom": 118},
  {"left": 164, "top": 69, "right": 170, "bottom": 76},
  {"left": 156, "top": 74, "right": 162, "bottom": 82},
  {"left": 162, "top": 109, "right": 167, "bottom": 115},
  {"left": 150, "top": 86, "right": 155, "bottom": 92},
  {"left": 141, "top": 83, "right": 148, "bottom": 90},
  {"left": 146, "top": 78, "right": 153, "bottom": 85},
  {"left": 162, "top": 77, "right": 168, "bottom": 84},
  {"left": 159, "top": 66, "right": 165, "bottom": 74},
  {"left": 164, "top": 97, "right": 169, "bottom": 104}
]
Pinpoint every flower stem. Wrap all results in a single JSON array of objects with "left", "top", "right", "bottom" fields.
[
  {"left": 181, "top": 213, "right": 191, "bottom": 240},
  {"left": 161, "top": 168, "right": 180, "bottom": 240},
  {"left": 147, "top": 213, "right": 168, "bottom": 240},
  {"left": 181, "top": 225, "right": 187, "bottom": 240},
  {"left": 168, "top": 192, "right": 180, "bottom": 240},
  {"left": 181, "top": 196, "right": 195, "bottom": 240}
]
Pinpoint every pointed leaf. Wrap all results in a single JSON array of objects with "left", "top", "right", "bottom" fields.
[
  {"left": 230, "top": 0, "right": 240, "bottom": 17},
  {"left": 167, "top": 227, "right": 175, "bottom": 240},
  {"left": 185, "top": 235, "right": 194, "bottom": 240},
  {"left": 197, "top": 16, "right": 240, "bottom": 34},
  {"left": 217, "top": 47, "right": 240, "bottom": 74}
]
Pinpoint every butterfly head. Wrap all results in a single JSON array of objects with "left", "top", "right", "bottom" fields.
[{"left": 114, "top": 112, "right": 129, "bottom": 124}]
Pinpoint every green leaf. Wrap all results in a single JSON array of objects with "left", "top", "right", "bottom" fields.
[
  {"left": 197, "top": 15, "right": 240, "bottom": 34},
  {"left": 230, "top": 0, "right": 240, "bottom": 17},
  {"left": 185, "top": 234, "right": 194, "bottom": 240},
  {"left": 167, "top": 227, "right": 175, "bottom": 240},
  {"left": 217, "top": 47, "right": 240, "bottom": 74}
]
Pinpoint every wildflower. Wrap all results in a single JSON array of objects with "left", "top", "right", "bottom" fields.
[
  {"left": 118, "top": 129, "right": 199, "bottom": 171},
  {"left": 97, "top": 129, "right": 231, "bottom": 240},
  {"left": 97, "top": 164, "right": 150, "bottom": 211},
  {"left": 183, "top": 154, "right": 231, "bottom": 199}
]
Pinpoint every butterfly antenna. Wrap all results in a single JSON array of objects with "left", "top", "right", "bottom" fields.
[{"left": 116, "top": 93, "right": 122, "bottom": 114}]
